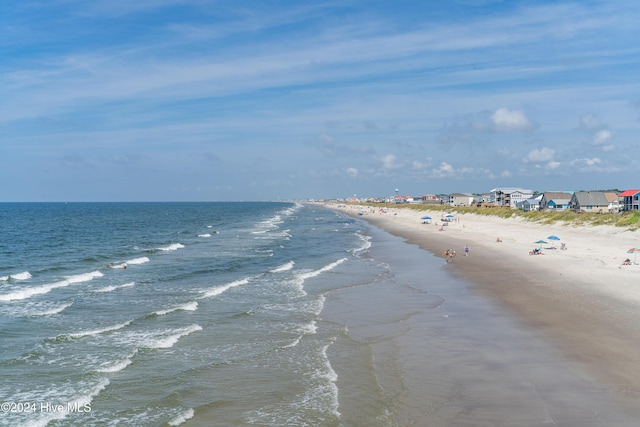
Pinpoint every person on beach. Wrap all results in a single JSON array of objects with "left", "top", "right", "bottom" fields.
[{"left": 464, "top": 245, "right": 469, "bottom": 256}]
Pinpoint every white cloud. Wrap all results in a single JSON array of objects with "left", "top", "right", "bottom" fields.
[
  {"left": 431, "top": 162, "right": 456, "bottom": 178},
  {"left": 525, "top": 147, "right": 555, "bottom": 163},
  {"left": 490, "top": 108, "right": 534, "bottom": 132},
  {"left": 412, "top": 160, "right": 426, "bottom": 170},
  {"left": 381, "top": 154, "right": 399, "bottom": 170},
  {"left": 592, "top": 129, "right": 613, "bottom": 145},
  {"left": 547, "top": 161, "right": 561, "bottom": 170},
  {"left": 579, "top": 113, "right": 615, "bottom": 150},
  {"left": 570, "top": 157, "right": 602, "bottom": 170},
  {"left": 346, "top": 167, "right": 358, "bottom": 177}
]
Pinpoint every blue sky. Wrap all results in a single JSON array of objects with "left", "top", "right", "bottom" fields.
[{"left": 1, "top": 0, "right": 639, "bottom": 201}]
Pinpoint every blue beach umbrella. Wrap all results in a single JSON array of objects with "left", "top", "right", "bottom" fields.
[
  {"left": 547, "top": 235, "right": 560, "bottom": 241},
  {"left": 421, "top": 216, "right": 432, "bottom": 220}
]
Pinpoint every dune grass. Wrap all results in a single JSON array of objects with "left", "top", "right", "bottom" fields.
[{"left": 345, "top": 202, "right": 640, "bottom": 230}]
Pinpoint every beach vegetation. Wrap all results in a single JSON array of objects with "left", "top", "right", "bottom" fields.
[{"left": 345, "top": 202, "right": 640, "bottom": 230}]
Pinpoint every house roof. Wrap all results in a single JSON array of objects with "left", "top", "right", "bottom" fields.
[
  {"left": 525, "top": 195, "right": 543, "bottom": 203},
  {"left": 604, "top": 192, "right": 619, "bottom": 203},
  {"left": 618, "top": 189, "right": 640, "bottom": 197},
  {"left": 542, "top": 191, "right": 572, "bottom": 200},
  {"left": 490, "top": 187, "right": 533, "bottom": 193},
  {"left": 572, "top": 191, "right": 610, "bottom": 206},
  {"left": 548, "top": 198, "right": 571, "bottom": 205}
]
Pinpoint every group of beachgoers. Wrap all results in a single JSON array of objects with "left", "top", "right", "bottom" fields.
[{"left": 442, "top": 245, "right": 470, "bottom": 263}]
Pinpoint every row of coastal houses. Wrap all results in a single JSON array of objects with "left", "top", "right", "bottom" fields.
[{"left": 378, "top": 188, "right": 640, "bottom": 213}]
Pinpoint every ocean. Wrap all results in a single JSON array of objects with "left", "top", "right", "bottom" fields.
[
  {"left": 5, "top": 202, "right": 637, "bottom": 427},
  {"left": 0, "top": 202, "right": 387, "bottom": 426}
]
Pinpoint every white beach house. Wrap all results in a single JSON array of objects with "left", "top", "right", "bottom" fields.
[{"left": 490, "top": 187, "right": 534, "bottom": 209}]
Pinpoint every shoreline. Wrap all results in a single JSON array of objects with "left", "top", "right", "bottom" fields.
[{"left": 325, "top": 203, "right": 640, "bottom": 413}]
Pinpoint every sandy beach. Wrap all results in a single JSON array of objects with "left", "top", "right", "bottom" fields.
[{"left": 323, "top": 202, "right": 640, "bottom": 425}]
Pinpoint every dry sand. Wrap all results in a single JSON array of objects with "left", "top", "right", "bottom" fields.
[{"left": 328, "top": 203, "right": 640, "bottom": 413}]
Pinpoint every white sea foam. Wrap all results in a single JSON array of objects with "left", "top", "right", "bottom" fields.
[
  {"left": 294, "top": 343, "right": 341, "bottom": 420},
  {"left": 5, "top": 271, "right": 33, "bottom": 281},
  {"left": 65, "top": 320, "right": 132, "bottom": 339},
  {"left": 21, "top": 378, "right": 110, "bottom": 427},
  {"left": 308, "top": 295, "right": 326, "bottom": 316},
  {"left": 300, "top": 320, "right": 317, "bottom": 335},
  {"left": 158, "top": 243, "right": 185, "bottom": 251},
  {"left": 97, "top": 357, "right": 132, "bottom": 373},
  {"left": 153, "top": 301, "right": 198, "bottom": 316},
  {"left": 0, "top": 270, "right": 103, "bottom": 302},
  {"left": 270, "top": 261, "right": 295, "bottom": 273},
  {"left": 281, "top": 336, "right": 302, "bottom": 349},
  {"left": 352, "top": 233, "right": 372, "bottom": 254},
  {"left": 127, "top": 256, "right": 150, "bottom": 265},
  {"left": 141, "top": 324, "right": 202, "bottom": 349},
  {"left": 198, "top": 233, "right": 211, "bottom": 237},
  {"left": 97, "top": 350, "right": 137, "bottom": 373},
  {"left": 288, "top": 259, "right": 346, "bottom": 298},
  {"left": 319, "top": 343, "right": 340, "bottom": 417},
  {"left": 168, "top": 408, "right": 195, "bottom": 426},
  {"left": 2, "top": 301, "right": 74, "bottom": 317},
  {"left": 31, "top": 301, "right": 74, "bottom": 316},
  {"left": 93, "top": 282, "right": 135, "bottom": 293},
  {"left": 199, "top": 278, "right": 250, "bottom": 299},
  {"left": 298, "top": 258, "right": 347, "bottom": 281},
  {"left": 252, "top": 214, "right": 283, "bottom": 234}
]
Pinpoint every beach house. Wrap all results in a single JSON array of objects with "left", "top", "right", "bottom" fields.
[
  {"left": 569, "top": 191, "right": 614, "bottom": 213},
  {"left": 490, "top": 188, "right": 534, "bottom": 209},
  {"left": 522, "top": 194, "right": 543, "bottom": 211},
  {"left": 420, "top": 194, "right": 439, "bottom": 204},
  {"left": 449, "top": 193, "right": 475, "bottom": 207},
  {"left": 540, "top": 191, "right": 572, "bottom": 211},
  {"left": 618, "top": 189, "right": 640, "bottom": 211},
  {"left": 604, "top": 192, "right": 621, "bottom": 213}
]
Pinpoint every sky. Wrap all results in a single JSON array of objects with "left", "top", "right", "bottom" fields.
[{"left": 1, "top": 0, "right": 639, "bottom": 201}]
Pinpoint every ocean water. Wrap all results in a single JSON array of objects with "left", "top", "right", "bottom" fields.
[
  {"left": 5, "top": 202, "right": 637, "bottom": 427},
  {"left": 0, "top": 202, "right": 384, "bottom": 427}
]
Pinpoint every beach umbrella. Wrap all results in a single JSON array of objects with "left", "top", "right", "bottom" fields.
[
  {"left": 627, "top": 247, "right": 640, "bottom": 263},
  {"left": 445, "top": 214, "right": 455, "bottom": 218},
  {"left": 421, "top": 216, "right": 432, "bottom": 220},
  {"left": 534, "top": 240, "right": 548, "bottom": 248},
  {"left": 547, "top": 235, "right": 560, "bottom": 248}
]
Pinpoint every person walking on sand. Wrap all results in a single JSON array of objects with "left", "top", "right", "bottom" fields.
[{"left": 464, "top": 245, "right": 469, "bottom": 256}]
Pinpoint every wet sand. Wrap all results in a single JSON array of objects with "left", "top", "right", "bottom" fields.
[{"left": 323, "top": 203, "right": 640, "bottom": 426}]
